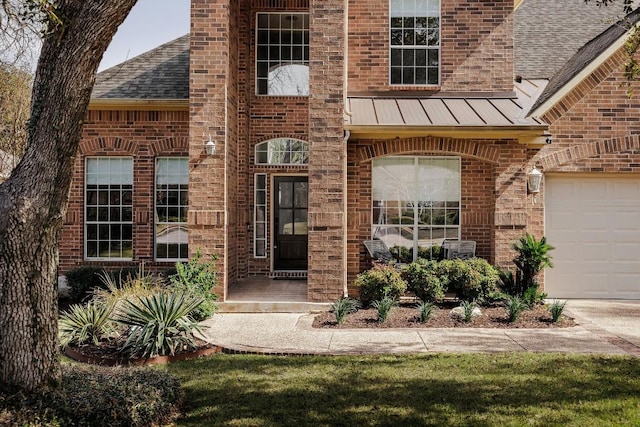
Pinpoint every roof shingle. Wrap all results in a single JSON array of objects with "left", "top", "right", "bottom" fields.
[{"left": 92, "top": 35, "right": 189, "bottom": 100}]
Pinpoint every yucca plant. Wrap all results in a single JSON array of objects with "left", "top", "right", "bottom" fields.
[
  {"left": 59, "top": 301, "right": 117, "bottom": 348},
  {"left": 93, "top": 265, "right": 164, "bottom": 315},
  {"left": 416, "top": 301, "right": 434, "bottom": 323},
  {"left": 372, "top": 296, "right": 398, "bottom": 323},
  {"left": 331, "top": 297, "right": 361, "bottom": 325},
  {"left": 114, "top": 291, "right": 205, "bottom": 358},
  {"left": 550, "top": 299, "right": 567, "bottom": 322},
  {"left": 506, "top": 296, "right": 527, "bottom": 323}
]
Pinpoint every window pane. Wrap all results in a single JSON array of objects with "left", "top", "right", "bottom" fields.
[
  {"left": 256, "top": 13, "right": 309, "bottom": 96},
  {"left": 372, "top": 156, "right": 460, "bottom": 262},
  {"left": 155, "top": 158, "right": 188, "bottom": 260}
]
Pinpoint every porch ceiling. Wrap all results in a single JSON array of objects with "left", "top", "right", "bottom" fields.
[{"left": 345, "top": 80, "right": 549, "bottom": 144}]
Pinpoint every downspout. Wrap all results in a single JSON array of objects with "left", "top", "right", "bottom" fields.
[{"left": 343, "top": 0, "right": 351, "bottom": 297}]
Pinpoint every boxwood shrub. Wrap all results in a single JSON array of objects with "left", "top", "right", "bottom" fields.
[{"left": 354, "top": 263, "right": 407, "bottom": 306}]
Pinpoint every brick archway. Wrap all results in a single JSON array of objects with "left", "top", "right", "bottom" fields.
[
  {"left": 79, "top": 137, "right": 138, "bottom": 155},
  {"left": 150, "top": 136, "right": 189, "bottom": 155},
  {"left": 357, "top": 137, "right": 501, "bottom": 164},
  {"left": 539, "top": 134, "right": 640, "bottom": 170}
]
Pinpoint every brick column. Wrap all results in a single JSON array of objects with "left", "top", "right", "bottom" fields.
[
  {"left": 189, "top": 0, "right": 232, "bottom": 299},
  {"left": 493, "top": 141, "right": 529, "bottom": 269},
  {"left": 307, "top": 0, "right": 346, "bottom": 302}
]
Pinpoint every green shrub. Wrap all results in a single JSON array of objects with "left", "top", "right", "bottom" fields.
[
  {"left": 354, "top": 264, "right": 408, "bottom": 306},
  {"left": 464, "top": 258, "right": 500, "bottom": 302},
  {"left": 0, "top": 364, "right": 181, "bottom": 427},
  {"left": 93, "top": 266, "right": 165, "bottom": 315},
  {"left": 404, "top": 259, "right": 444, "bottom": 303},
  {"left": 58, "top": 301, "right": 117, "bottom": 348},
  {"left": 331, "top": 297, "right": 361, "bottom": 325},
  {"left": 372, "top": 296, "right": 398, "bottom": 323},
  {"left": 65, "top": 266, "right": 105, "bottom": 303},
  {"left": 523, "top": 285, "right": 547, "bottom": 307},
  {"left": 169, "top": 250, "right": 219, "bottom": 321},
  {"left": 506, "top": 296, "right": 527, "bottom": 323},
  {"left": 416, "top": 301, "right": 435, "bottom": 323},
  {"left": 550, "top": 300, "right": 567, "bottom": 322},
  {"left": 114, "top": 291, "right": 205, "bottom": 358}
]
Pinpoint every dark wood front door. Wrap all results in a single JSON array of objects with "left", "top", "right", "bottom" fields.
[{"left": 274, "top": 176, "right": 308, "bottom": 270}]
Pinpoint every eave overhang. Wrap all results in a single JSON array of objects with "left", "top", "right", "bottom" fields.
[{"left": 88, "top": 98, "right": 189, "bottom": 111}]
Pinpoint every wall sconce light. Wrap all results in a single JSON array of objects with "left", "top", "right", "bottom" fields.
[
  {"left": 204, "top": 135, "right": 216, "bottom": 156},
  {"left": 527, "top": 166, "right": 543, "bottom": 193}
]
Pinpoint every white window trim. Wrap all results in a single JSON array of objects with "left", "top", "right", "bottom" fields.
[
  {"left": 254, "top": 173, "right": 268, "bottom": 258},
  {"left": 154, "top": 157, "right": 189, "bottom": 262},
  {"left": 84, "top": 156, "right": 134, "bottom": 261},
  {"left": 388, "top": 0, "right": 441, "bottom": 87},
  {"left": 371, "top": 156, "right": 461, "bottom": 261}
]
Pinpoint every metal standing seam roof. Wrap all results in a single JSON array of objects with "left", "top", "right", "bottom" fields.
[{"left": 345, "top": 84, "right": 547, "bottom": 129}]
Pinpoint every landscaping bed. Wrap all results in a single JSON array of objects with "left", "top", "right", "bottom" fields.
[{"left": 313, "top": 302, "right": 576, "bottom": 329}]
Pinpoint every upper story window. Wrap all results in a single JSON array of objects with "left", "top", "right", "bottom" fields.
[
  {"left": 390, "top": 0, "right": 440, "bottom": 86},
  {"left": 255, "top": 138, "right": 309, "bottom": 165},
  {"left": 256, "top": 13, "right": 309, "bottom": 96}
]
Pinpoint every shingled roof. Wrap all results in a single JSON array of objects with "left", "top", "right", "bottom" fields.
[
  {"left": 92, "top": 34, "right": 189, "bottom": 100},
  {"left": 530, "top": 9, "right": 640, "bottom": 112},
  {"left": 515, "top": 0, "right": 623, "bottom": 79}
]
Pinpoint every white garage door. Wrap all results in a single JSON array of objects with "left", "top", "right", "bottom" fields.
[{"left": 545, "top": 175, "right": 640, "bottom": 299}]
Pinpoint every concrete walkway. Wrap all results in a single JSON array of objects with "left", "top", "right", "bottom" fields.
[{"left": 200, "top": 300, "right": 640, "bottom": 357}]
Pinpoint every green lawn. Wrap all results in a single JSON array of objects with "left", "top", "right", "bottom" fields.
[{"left": 166, "top": 353, "right": 640, "bottom": 427}]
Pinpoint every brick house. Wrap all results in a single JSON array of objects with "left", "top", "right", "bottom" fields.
[{"left": 58, "top": 0, "right": 640, "bottom": 302}]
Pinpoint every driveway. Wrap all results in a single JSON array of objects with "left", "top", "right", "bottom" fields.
[{"left": 564, "top": 299, "right": 640, "bottom": 354}]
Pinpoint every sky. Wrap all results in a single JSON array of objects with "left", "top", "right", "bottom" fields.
[{"left": 99, "top": 0, "right": 190, "bottom": 71}]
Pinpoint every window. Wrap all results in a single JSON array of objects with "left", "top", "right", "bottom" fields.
[
  {"left": 255, "top": 138, "right": 309, "bottom": 165},
  {"left": 372, "top": 156, "right": 460, "bottom": 261},
  {"left": 155, "top": 158, "right": 188, "bottom": 261},
  {"left": 254, "top": 174, "right": 267, "bottom": 258},
  {"left": 256, "top": 13, "right": 309, "bottom": 96},
  {"left": 390, "top": 0, "right": 440, "bottom": 86},
  {"left": 85, "top": 157, "right": 133, "bottom": 260}
]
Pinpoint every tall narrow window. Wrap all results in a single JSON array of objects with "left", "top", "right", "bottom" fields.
[
  {"left": 256, "top": 12, "right": 309, "bottom": 96},
  {"left": 85, "top": 157, "right": 133, "bottom": 260},
  {"left": 372, "top": 156, "right": 460, "bottom": 261},
  {"left": 390, "top": 0, "right": 440, "bottom": 86},
  {"left": 155, "top": 158, "right": 188, "bottom": 261},
  {"left": 254, "top": 174, "right": 268, "bottom": 258}
]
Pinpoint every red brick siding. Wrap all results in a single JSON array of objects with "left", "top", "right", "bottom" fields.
[
  {"left": 347, "top": 0, "right": 513, "bottom": 93},
  {"left": 59, "top": 110, "right": 189, "bottom": 275}
]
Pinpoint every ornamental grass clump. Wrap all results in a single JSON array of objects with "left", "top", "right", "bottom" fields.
[
  {"left": 114, "top": 291, "right": 205, "bottom": 358},
  {"left": 461, "top": 300, "right": 476, "bottom": 323},
  {"left": 506, "top": 296, "right": 527, "bottom": 323},
  {"left": 372, "top": 296, "right": 398, "bottom": 323},
  {"left": 416, "top": 301, "right": 435, "bottom": 323},
  {"left": 550, "top": 299, "right": 568, "bottom": 322},
  {"left": 331, "top": 297, "right": 361, "bottom": 325},
  {"left": 58, "top": 301, "right": 117, "bottom": 348}
]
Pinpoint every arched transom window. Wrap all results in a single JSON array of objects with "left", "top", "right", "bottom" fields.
[{"left": 255, "top": 138, "right": 309, "bottom": 165}]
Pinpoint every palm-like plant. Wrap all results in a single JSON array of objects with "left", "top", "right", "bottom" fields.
[
  {"left": 114, "top": 291, "right": 205, "bottom": 358},
  {"left": 512, "top": 234, "right": 555, "bottom": 295},
  {"left": 58, "top": 301, "right": 117, "bottom": 348}
]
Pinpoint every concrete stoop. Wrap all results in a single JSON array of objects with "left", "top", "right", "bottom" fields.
[{"left": 217, "top": 301, "right": 332, "bottom": 313}]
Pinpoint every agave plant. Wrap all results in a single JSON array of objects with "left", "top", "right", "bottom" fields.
[
  {"left": 114, "top": 291, "right": 205, "bottom": 358},
  {"left": 331, "top": 297, "right": 361, "bottom": 325},
  {"left": 58, "top": 301, "right": 117, "bottom": 348}
]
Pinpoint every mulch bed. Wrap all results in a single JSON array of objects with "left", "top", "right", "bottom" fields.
[
  {"left": 64, "top": 337, "right": 220, "bottom": 366},
  {"left": 313, "top": 302, "right": 576, "bottom": 329}
]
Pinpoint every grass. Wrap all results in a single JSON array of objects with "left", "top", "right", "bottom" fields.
[{"left": 166, "top": 353, "right": 640, "bottom": 426}]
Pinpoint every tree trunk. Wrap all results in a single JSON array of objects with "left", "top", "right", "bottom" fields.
[{"left": 0, "top": 0, "right": 137, "bottom": 391}]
